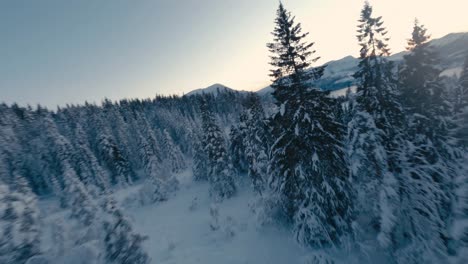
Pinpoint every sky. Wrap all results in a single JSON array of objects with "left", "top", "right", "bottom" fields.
[{"left": 1, "top": 0, "right": 467, "bottom": 108}]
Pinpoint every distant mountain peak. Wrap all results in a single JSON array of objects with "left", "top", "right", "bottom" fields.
[{"left": 185, "top": 83, "right": 237, "bottom": 97}]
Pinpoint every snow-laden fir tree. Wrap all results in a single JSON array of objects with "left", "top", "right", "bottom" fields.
[
  {"left": 73, "top": 124, "right": 109, "bottom": 193},
  {"left": 452, "top": 161, "right": 468, "bottom": 262},
  {"left": 241, "top": 93, "right": 270, "bottom": 196},
  {"left": 102, "top": 199, "right": 150, "bottom": 264},
  {"left": 0, "top": 108, "right": 23, "bottom": 186},
  {"left": 64, "top": 167, "right": 99, "bottom": 226},
  {"left": 200, "top": 99, "right": 236, "bottom": 200},
  {"left": 41, "top": 115, "right": 78, "bottom": 198},
  {"left": 348, "top": 1, "right": 402, "bottom": 252},
  {"left": 98, "top": 132, "right": 133, "bottom": 187},
  {"left": 394, "top": 20, "right": 455, "bottom": 264},
  {"left": 229, "top": 123, "right": 248, "bottom": 175},
  {"left": 137, "top": 131, "right": 161, "bottom": 181},
  {"left": 452, "top": 55, "right": 468, "bottom": 261},
  {"left": 0, "top": 180, "right": 41, "bottom": 264},
  {"left": 267, "top": 2, "right": 352, "bottom": 248},
  {"left": 162, "top": 129, "right": 187, "bottom": 173},
  {"left": 192, "top": 132, "right": 209, "bottom": 181},
  {"left": 136, "top": 130, "right": 178, "bottom": 205}
]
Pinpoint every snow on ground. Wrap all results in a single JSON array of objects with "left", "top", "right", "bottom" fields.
[
  {"left": 117, "top": 171, "right": 311, "bottom": 264},
  {"left": 330, "top": 86, "right": 356, "bottom": 98},
  {"left": 441, "top": 67, "right": 463, "bottom": 77},
  {"left": 37, "top": 170, "right": 356, "bottom": 264}
]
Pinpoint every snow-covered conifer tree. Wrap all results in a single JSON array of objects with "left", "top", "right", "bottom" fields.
[
  {"left": 162, "top": 129, "right": 186, "bottom": 173},
  {"left": 200, "top": 100, "right": 236, "bottom": 200},
  {"left": 229, "top": 124, "right": 248, "bottom": 175},
  {"left": 267, "top": 2, "right": 352, "bottom": 248},
  {"left": 192, "top": 132, "right": 209, "bottom": 181},
  {"left": 395, "top": 20, "right": 456, "bottom": 263},
  {"left": 73, "top": 124, "right": 109, "bottom": 193},
  {"left": 455, "top": 55, "right": 468, "bottom": 146},
  {"left": 98, "top": 132, "right": 133, "bottom": 186},
  {"left": 348, "top": 1, "right": 402, "bottom": 253},
  {"left": 0, "top": 181, "right": 41, "bottom": 264},
  {"left": 242, "top": 94, "right": 270, "bottom": 196},
  {"left": 64, "top": 168, "right": 99, "bottom": 226},
  {"left": 102, "top": 200, "right": 150, "bottom": 264}
]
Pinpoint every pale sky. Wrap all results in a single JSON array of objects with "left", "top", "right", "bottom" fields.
[{"left": 1, "top": 0, "right": 467, "bottom": 108}]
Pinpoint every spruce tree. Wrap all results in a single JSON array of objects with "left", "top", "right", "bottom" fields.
[
  {"left": 396, "top": 20, "right": 454, "bottom": 264},
  {"left": 64, "top": 168, "right": 98, "bottom": 226},
  {"left": 400, "top": 19, "right": 449, "bottom": 123},
  {"left": 192, "top": 133, "right": 209, "bottom": 181},
  {"left": 137, "top": 132, "right": 161, "bottom": 181},
  {"left": 267, "top": 2, "right": 352, "bottom": 248},
  {"left": 228, "top": 124, "right": 248, "bottom": 175},
  {"left": 73, "top": 124, "right": 109, "bottom": 193},
  {"left": 200, "top": 100, "right": 236, "bottom": 200},
  {"left": 0, "top": 181, "right": 41, "bottom": 264},
  {"left": 103, "top": 200, "right": 150, "bottom": 264},
  {"left": 162, "top": 129, "right": 186, "bottom": 174},
  {"left": 242, "top": 94, "right": 270, "bottom": 196},
  {"left": 98, "top": 133, "right": 133, "bottom": 186},
  {"left": 348, "top": 1, "right": 402, "bottom": 252}
]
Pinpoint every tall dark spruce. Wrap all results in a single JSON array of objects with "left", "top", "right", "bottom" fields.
[
  {"left": 397, "top": 19, "right": 456, "bottom": 263},
  {"left": 348, "top": 1, "right": 402, "bottom": 254},
  {"left": 267, "top": 2, "right": 352, "bottom": 248},
  {"left": 242, "top": 93, "right": 270, "bottom": 196}
]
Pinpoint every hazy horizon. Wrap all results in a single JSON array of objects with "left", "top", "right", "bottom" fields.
[{"left": 1, "top": 0, "right": 467, "bottom": 108}]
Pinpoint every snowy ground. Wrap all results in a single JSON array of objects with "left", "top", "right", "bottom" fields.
[
  {"left": 37, "top": 170, "right": 357, "bottom": 264},
  {"left": 117, "top": 171, "right": 311, "bottom": 264}
]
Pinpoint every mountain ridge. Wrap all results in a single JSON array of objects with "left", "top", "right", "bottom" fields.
[{"left": 189, "top": 32, "right": 468, "bottom": 97}]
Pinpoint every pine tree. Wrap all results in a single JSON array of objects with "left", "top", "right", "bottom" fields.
[
  {"left": 73, "top": 124, "right": 109, "bottom": 193},
  {"left": 400, "top": 20, "right": 449, "bottom": 122},
  {"left": 0, "top": 181, "right": 41, "bottom": 264},
  {"left": 137, "top": 132, "right": 161, "bottom": 181},
  {"left": 192, "top": 133, "right": 209, "bottom": 181},
  {"left": 103, "top": 200, "right": 150, "bottom": 264},
  {"left": 267, "top": 2, "right": 352, "bottom": 248},
  {"left": 395, "top": 20, "right": 454, "bottom": 263},
  {"left": 42, "top": 115, "right": 77, "bottom": 198},
  {"left": 452, "top": 56, "right": 468, "bottom": 261},
  {"left": 98, "top": 133, "right": 133, "bottom": 186},
  {"left": 162, "top": 129, "right": 186, "bottom": 174},
  {"left": 266, "top": 2, "right": 324, "bottom": 104},
  {"left": 242, "top": 94, "right": 270, "bottom": 196},
  {"left": 200, "top": 100, "right": 236, "bottom": 200},
  {"left": 64, "top": 168, "right": 98, "bottom": 226},
  {"left": 228, "top": 124, "right": 248, "bottom": 175},
  {"left": 348, "top": 1, "right": 403, "bottom": 252}
]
